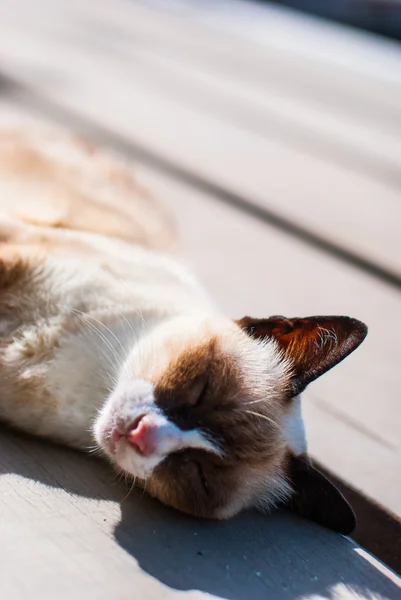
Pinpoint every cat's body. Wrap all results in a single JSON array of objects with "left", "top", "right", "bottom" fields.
[{"left": 0, "top": 122, "right": 367, "bottom": 532}]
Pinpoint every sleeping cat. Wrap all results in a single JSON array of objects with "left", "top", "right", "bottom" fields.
[{"left": 0, "top": 122, "right": 367, "bottom": 534}]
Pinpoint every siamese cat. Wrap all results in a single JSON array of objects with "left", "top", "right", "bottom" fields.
[{"left": 0, "top": 123, "right": 367, "bottom": 534}]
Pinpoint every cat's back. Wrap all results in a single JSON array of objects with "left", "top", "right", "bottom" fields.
[
  {"left": 0, "top": 120, "right": 197, "bottom": 446},
  {"left": 0, "top": 120, "right": 178, "bottom": 255}
]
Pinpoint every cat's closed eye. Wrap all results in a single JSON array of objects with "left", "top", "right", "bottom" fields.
[
  {"left": 187, "top": 374, "right": 209, "bottom": 407},
  {"left": 155, "top": 373, "right": 208, "bottom": 416},
  {"left": 182, "top": 457, "right": 210, "bottom": 496}
]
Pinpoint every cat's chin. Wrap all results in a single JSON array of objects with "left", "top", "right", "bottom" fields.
[{"left": 112, "top": 441, "right": 163, "bottom": 481}]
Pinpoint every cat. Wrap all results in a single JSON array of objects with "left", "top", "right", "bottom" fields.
[{"left": 0, "top": 121, "right": 367, "bottom": 534}]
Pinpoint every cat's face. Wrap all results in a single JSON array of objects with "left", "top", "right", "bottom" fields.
[{"left": 94, "top": 314, "right": 367, "bottom": 532}]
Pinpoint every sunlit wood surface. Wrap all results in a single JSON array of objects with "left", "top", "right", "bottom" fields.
[{"left": 0, "top": 0, "right": 400, "bottom": 597}]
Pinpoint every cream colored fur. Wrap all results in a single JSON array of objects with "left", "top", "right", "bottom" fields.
[{"left": 0, "top": 120, "right": 304, "bottom": 517}]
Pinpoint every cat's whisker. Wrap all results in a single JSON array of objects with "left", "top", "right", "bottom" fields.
[
  {"left": 111, "top": 467, "right": 124, "bottom": 484},
  {"left": 63, "top": 285, "right": 136, "bottom": 382},
  {"left": 242, "top": 409, "right": 279, "bottom": 428},
  {"left": 63, "top": 300, "right": 124, "bottom": 355},
  {"left": 83, "top": 433, "right": 104, "bottom": 456},
  {"left": 84, "top": 441, "right": 99, "bottom": 450},
  {"left": 69, "top": 307, "right": 134, "bottom": 386},
  {"left": 121, "top": 475, "right": 137, "bottom": 502},
  {"left": 118, "top": 279, "right": 148, "bottom": 327},
  {"left": 56, "top": 303, "right": 120, "bottom": 374},
  {"left": 70, "top": 308, "right": 124, "bottom": 363},
  {"left": 140, "top": 477, "right": 148, "bottom": 499},
  {"left": 244, "top": 398, "right": 266, "bottom": 406},
  {"left": 119, "top": 311, "right": 137, "bottom": 342},
  {"left": 116, "top": 309, "right": 145, "bottom": 381},
  {"left": 75, "top": 318, "right": 122, "bottom": 381},
  {"left": 69, "top": 298, "right": 124, "bottom": 350},
  {"left": 113, "top": 465, "right": 129, "bottom": 487},
  {"left": 116, "top": 284, "right": 149, "bottom": 358}
]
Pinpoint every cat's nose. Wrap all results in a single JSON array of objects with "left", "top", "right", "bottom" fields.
[{"left": 126, "top": 414, "right": 156, "bottom": 456}]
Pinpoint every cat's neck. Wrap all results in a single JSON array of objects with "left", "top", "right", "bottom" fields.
[{"left": 43, "top": 253, "right": 217, "bottom": 448}]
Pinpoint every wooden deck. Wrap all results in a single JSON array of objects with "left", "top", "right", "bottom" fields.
[{"left": 0, "top": 0, "right": 400, "bottom": 597}]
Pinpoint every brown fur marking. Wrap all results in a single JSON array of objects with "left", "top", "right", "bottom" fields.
[{"left": 146, "top": 336, "right": 287, "bottom": 518}]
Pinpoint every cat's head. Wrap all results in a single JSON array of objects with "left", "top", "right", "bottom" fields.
[{"left": 94, "top": 314, "right": 367, "bottom": 533}]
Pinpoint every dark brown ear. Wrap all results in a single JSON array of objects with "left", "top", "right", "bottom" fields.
[
  {"left": 285, "top": 454, "right": 356, "bottom": 535},
  {"left": 237, "top": 315, "right": 367, "bottom": 395}
]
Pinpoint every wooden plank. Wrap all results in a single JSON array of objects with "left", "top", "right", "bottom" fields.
[
  {"left": 0, "top": 0, "right": 400, "bottom": 277},
  {"left": 0, "top": 2, "right": 400, "bottom": 594},
  {"left": 139, "top": 0, "right": 401, "bottom": 91},
  {"left": 73, "top": 0, "right": 401, "bottom": 141},
  {"left": 1, "top": 427, "right": 400, "bottom": 599}
]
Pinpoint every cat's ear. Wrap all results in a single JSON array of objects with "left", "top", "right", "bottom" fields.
[
  {"left": 286, "top": 454, "right": 356, "bottom": 534},
  {"left": 236, "top": 315, "right": 367, "bottom": 395}
]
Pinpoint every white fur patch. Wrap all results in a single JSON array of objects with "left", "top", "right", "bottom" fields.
[
  {"left": 283, "top": 395, "right": 307, "bottom": 456},
  {"left": 93, "top": 379, "right": 221, "bottom": 480}
]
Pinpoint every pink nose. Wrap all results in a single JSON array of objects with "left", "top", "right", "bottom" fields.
[{"left": 126, "top": 415, "right": 156, "bottom": 456}]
